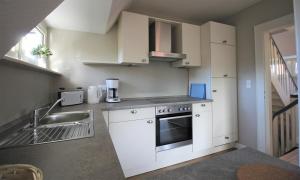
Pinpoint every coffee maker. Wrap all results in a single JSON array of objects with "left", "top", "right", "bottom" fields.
[{"left": 106, "top": 79, "right": 121, "bottom": 103}]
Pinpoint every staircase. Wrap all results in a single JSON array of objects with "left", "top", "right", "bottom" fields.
[
  {"left": 272, "top": 84, "right": 285, "bottom": 113},
  {"left": 270, "top": 37, "right": 298, "bottom": 157}
]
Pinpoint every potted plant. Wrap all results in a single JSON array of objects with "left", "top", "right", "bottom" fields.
[
  {"left": 31, "top": 45, "right": 53, "bottom": 67},
  {"left": 32, "top": 44, "right": 53, "bottom": 56}
]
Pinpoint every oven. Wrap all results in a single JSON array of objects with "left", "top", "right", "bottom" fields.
[{"left": 156, "top": 104, "right": 192, "bottom": 152}]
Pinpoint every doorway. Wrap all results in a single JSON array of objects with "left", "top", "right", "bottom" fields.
[{"left": 254, "top": 14, "right": 298, "bottom": 160}]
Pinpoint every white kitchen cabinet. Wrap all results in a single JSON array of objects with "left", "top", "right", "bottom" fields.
[
  {"left": 173, "top": 23, "right": 201, "bottom": 67},
  {"left": 189, "top": 22, "right": 237, "bottom": 147},
  {"left": 211, "top": 43, "right": 236, "bottom": 78},
  {"left": 118, "top": 11, "right": 149, "bottom": 64},
  {"left": 109, "top": 118, "right": 156, "bottom": 177},
  {"left": 189, "top": 22, "right": 236, "bottom": 98},
  {"left": 192, "top": 103, "right": 213, "bottom": 152},
  {"left": 211, "top": 78, "right": 237, "bottom": 146},
  {"left": 109, "top": 107, "right": 155, "bottom": 123},
  {"left": 210, "top": 21, "right": 236, "bottom": 46}
]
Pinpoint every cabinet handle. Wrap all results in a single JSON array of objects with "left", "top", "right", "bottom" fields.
[
  {"left": 212, "top": 90, "right": 217, "bottom": 93},
  {"left": 141, "top": 59, "right": 147, "bottom": 63},
  {"left": 222, "top": 40, "right": 227, "bottom": 44},
  {"left": 224, "top": 74, "right": 228, "bottom": 77},
  {"left": 147, "top": 120, "right": 153, "bottom": 124},
  {"left": 225, "top": 136, "right": 229, "bottom": 139},
  {"left": 130, "top": 110, "right": 137, "bottom": 114},
  {"left": 195, "top": 114, "right": 200, "bottom": 117},
  {"left": 185, "top": 62, "right": 190, "bottom": 65},
  {"left": 201, "top": 104, "right": 206, "bottom": 107}
]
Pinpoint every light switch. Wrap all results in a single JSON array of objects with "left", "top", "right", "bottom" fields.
[{"left": 246, "top": 80, "right": 251, "bottom": 89}]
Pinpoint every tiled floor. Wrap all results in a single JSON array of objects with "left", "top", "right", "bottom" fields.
[
  {"left": 129, "top": 149, "right": 234, "bottom": 180},
  {"left": 280, "top": 148, "right": 299, "bottom": 166}
]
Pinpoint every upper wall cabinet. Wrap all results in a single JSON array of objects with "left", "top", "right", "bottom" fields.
[
  {"left": 209, "top": 22, "right": 236, "bottom": 46},
  {"left": 173, "top": 23, "right": 201, "bottom": 67},
  {"left": 118, "top": 11, "right": 149, "bottom": 64},
  {"left": 200, "top": 21, "right": 236, "bottom": 78}
]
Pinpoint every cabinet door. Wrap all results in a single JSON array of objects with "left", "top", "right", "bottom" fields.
[
  {"left": 193, "top": 103, "right": 213, "bottom": 152},
  {"left": 172, "top": 23, "right": 201, "bottom": 67},
  {"left": 211, "top": 43, "right": 236, "bottom": 78},
  {"left": 118, "top": 11, "right": 149, "bottom": 64},
  {"left": 182, "top": 23, "right": 201, "bottom": 67},
  {"left": 210, "top": 22, "right": 236, "bottom": 46},
  {"left": 211, "top": 78, "right": 237, "bottom": 144},
  {"left": 109, "top": 118, "right": 155, "bottom": 172}
]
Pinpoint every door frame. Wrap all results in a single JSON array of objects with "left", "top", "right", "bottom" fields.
[{"left": 254, "top": 14, "right": 294, "bottom": 155}]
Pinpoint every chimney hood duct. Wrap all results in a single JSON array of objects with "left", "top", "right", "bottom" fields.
[{"left": 149, "top": 21, "right": 186, "bottom": 61}]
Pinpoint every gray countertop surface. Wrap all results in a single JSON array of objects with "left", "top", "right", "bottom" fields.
[
  {"left": 0, "top": 96, "right": 212, "bottom": 180},
  {"left": 101, "top": 96, "right": 212, "bottom": 110}
]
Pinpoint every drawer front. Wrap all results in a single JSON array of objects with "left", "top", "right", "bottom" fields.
[
  {"left": 210, "top": 22, "right": 236, "bottom": 46},
  {"left": 213, "top": 133, "right": 237, "bottom": 147},
  {"left": 109, "top": 107, "right": 155, "bottom": 123},
  {"left": 193, "top": 102, "right": 212, "bottom": 113}
]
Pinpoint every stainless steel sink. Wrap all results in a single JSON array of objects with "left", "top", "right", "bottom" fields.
[
  {"left": 39, "top": 111, "right": 90, "bottom": 126},
  {"left": 0, "top": 110, "right": 94, "bottom": 149}
]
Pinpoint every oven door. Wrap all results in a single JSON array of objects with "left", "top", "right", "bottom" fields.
[{"left": 156, "top": 112, "right": 192, "bottom": 152}]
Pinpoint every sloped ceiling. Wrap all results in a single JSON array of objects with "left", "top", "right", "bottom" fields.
[
  {"left": 44, "top": 0, "right": 263, "bottom": 35},
  {"left": 128, "top": 0, "right": 262, "bottom": 24},
  {"left": 272, "top": 26, "right": 296, "bottom": 58},
  {"left": 0, "top": 0, "right": 64, "bottom": 59},
  {"left": 45, "top": 0, "right": 115, "bottom": 34}
]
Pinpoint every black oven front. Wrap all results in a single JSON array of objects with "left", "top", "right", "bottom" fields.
[{"left": 156, "top": 104, "right": 192, "bottom": 152}]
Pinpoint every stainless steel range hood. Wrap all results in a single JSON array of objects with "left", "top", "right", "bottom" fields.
[{"left": 149, "top": 21, "right": 186, "bottom": 61}]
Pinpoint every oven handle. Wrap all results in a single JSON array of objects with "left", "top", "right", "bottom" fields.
[{"left": 158, "top": 115, "right": 192, "bottom": 121}]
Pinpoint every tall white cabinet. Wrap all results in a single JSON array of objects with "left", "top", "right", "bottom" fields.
[{"left": 189, "top": 21, "right": 238, "bottom": 147}]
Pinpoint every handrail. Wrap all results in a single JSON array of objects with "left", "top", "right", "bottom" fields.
[
  {"left": 270, "top": 37, "right": 298, "bottom": 90},
  {"left": 272, "top": 99, "right": 298, "bottom": 119}
]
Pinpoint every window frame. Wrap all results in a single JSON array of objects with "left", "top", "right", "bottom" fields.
[{"left": 6, "top": 23, "right": 49, "bottom": 67}]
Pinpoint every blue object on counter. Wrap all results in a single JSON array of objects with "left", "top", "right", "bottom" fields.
[{"left": 190, "top": 83, "right": 206, "bottom": 99}]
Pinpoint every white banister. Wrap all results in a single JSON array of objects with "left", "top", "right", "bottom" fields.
[{"left": 271, "top": 36, "right": 298, "bottom": 157}]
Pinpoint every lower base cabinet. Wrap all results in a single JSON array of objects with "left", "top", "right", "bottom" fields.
[
  {"left": 107, "top": 101, "right": 237, "bottom": 177},
  {"left": 192, "top": 103, "right": 213, "bottom": 152},
  {"left": 109, "top": 118, "right": 156, "bottom": 176}
]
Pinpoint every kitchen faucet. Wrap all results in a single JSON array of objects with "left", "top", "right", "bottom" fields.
[{"left": 32, "top": 98, "right": 64, "bottom": 128}]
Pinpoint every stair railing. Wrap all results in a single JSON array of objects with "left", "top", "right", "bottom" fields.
[
  {"left": 270, "top": 36, "right": 298, "bottom": 157},
  {"left": 270, "top": 37, "right": 298, "bottom": 98},
  {"left": 272, "top": 99, "right": 298, "bottom": 157}
]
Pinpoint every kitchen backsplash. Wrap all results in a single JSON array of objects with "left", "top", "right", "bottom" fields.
[
  {"left": 0, "top": 63, "right": 55, "bottom": 127},
  {"left": 49, "top": 27, "right": 189, "bottom": 98}
]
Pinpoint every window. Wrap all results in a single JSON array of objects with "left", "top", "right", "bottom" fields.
[
  {"left": 6, "top": 25, "right": 48, "bottom": 68},
  {"left": 20, "top": 28, "right": 45, "bottom": 61}
]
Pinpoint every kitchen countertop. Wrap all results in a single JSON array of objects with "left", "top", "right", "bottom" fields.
[
  {"left": 0, "top": 96, "right": 212, "bottom": 180},
  {"left": 0, "top": 103, "right": 124, "bottom": 180},
  {"left": 101, "top": 96, "right": 213, "bottom": 111}
]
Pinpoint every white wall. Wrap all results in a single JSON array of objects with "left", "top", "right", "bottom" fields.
[
  {"left": 48, "top": 27, "right": 189, "bottom": 98},
  {"left": 0, "top": 63, "right": 55, "bottom": 127},
  {"left": 224, "top": 0, "right": 294, "bottom": 149}
]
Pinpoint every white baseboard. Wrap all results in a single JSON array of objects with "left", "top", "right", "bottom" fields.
[{"left": 234, "top": 143, "right": 247, "bottom": 149}]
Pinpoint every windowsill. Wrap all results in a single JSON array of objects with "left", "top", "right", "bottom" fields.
[{"left": 1, "top": 56, "right": 62, "bottom": 76}]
